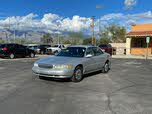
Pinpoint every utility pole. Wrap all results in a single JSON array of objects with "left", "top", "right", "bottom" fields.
[
  {"left": 91, "top": 16, "right": 96, "bottom": 46},
  {"left": 14, "top": 16, "right": 17, "bottom": 43},
  {"left": 7, "top": 17, "right": 11, "bottom": 43}
]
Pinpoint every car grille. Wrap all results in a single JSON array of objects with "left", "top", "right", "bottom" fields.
[{"left": 38, "top": 64, "right": 53, "bottom": 69}]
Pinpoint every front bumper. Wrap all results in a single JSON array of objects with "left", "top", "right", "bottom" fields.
[
  {"left": 32, "top": 66, "right": 73, "bottom": 78},
  {"left": 0, "top": 53, "right": 8, "bottom": 57}
]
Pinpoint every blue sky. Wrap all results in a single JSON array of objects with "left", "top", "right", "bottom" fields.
[
  {"left": 0, "top": 0, "right": 152, "bottom": 33},
  {"left": 0, "top": 0, "right": 151, "bottom": 18}
]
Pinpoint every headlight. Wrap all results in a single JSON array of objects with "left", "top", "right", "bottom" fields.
[
  {"left": 53, "top": 65, "right": 72, "bottom": 69},
  {"left": 34, "top": 63, "right": 38, "bottom": 67}
]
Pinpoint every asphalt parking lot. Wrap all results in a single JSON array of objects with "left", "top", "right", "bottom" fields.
[{"left": 0, "top": 57, "right": 152, "bottom": 114}]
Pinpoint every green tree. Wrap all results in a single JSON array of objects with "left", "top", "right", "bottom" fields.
[
  {"left": 99, "top": 38, "right": 111, "bottom": 44},
  {"left": 62, "top": 39, "right": 71, "bottom": 44},
  {"left": 9, "top": 38, "right": 34, "bottom": 44},
  {"left": 83, "top": 38, "right": 92, "bottom": 45},
  {"left": 41, "top": 33, "right": 53, "bottom": 44},
  {"left": 0, "top": 39, "right": 5, "bottom": 44},
  {"left": 99, "top": 23, "right": 126, "bottom": 43},
  {"left": 68, "top": 32, "right": 83, "bottom": 45}
]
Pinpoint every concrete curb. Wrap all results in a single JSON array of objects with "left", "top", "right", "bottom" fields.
[{"left": 112, "top": 55, "right": 152, "bottom": 60}]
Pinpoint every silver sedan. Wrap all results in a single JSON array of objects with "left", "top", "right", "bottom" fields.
[{"left": 32, "top": 45, "right": 111, "bottom": 82}]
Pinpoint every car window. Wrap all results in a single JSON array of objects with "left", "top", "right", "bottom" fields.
[
  {"left": 99, "top": 44, "right": 108, "bottom": 48},
  {"left": 18, "top": 45, "right": 25, "bottom": 49},
  {"left": 108, "top": 44, "right": 112, "bottom": 48},
  {"left": 92, "top": 47, "right": 103, "bottom": 56},
  {"left": 54, "top": 45, "right": 58, "bottom": 47},
  {"left": 0, "top": 44, "right": 6, "bottom": 48},
  {"left": 86, "top": 47, "right": 94, "bottom": 56},
  {"left": 56, "top": 47, "right": 86, "bottom": 57},
  {"left": 7, "top": 44, "right": 14, "bottom": 49}
]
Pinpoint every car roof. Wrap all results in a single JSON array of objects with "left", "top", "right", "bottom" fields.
[
  {"left": 0, "top": 43, "right": 19, "bottom": 45},
  {"left": 69, "top": 45, "right": 97, "bottom": 48}
]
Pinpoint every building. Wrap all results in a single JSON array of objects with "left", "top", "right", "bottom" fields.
[
  {"left": 126, "top": 23, "right": 152, "bottom": 55},
  {"left": 110, "top": 43, "right": 126, "bottom": 55}
]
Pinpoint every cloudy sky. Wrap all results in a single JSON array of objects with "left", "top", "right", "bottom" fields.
[{"left": 0, "top": 0, "right": 152, "bottom": 33}]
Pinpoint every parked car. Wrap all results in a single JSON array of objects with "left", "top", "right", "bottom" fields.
[
  {"left": 0, "top": 43, "right": 35, "bottom": 59},
  {"left": 32, "top": 45, "right": 111, "bottom": 82},
  {"left": 36, "top": 44, "right": 51, "bottom": 54},
  {"left": 99, "top": 44, "right": 113, "bottom": 56},
  {"left": 26, "top": 45, "right": 39, "bottom": 54},
  {"left": 46, "top": 44, "right": 65, "bottom": 55}
]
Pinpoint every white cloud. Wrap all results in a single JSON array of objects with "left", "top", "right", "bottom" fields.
[
  {"left": 97, "top": 11, "right": 152, "bottom": 31},
  {"left": 124, "top": 0, "right": 137, "bottom": 9},
  {"left": 0, "top": 11, "right": 152, "bottom": 33},
  {"left": 41, "top": 14, "right": 91, "bottom": 32},
  {"left": 0, "top": 13, "right": 92, "bottom": 33},
  {"left": 100, "top": 13, "right": 124, "bottom": 21},
  {"left": 129, "top": 11, "right": 152, "bottom": 19},
  {"left": 125, "top": 19, "right": 136, "bottom": 25},
  {"left": 61, "top": 16, "right": 91, "bottom": 31}
]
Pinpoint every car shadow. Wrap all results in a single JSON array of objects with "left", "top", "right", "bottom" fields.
[
  {"left": 39, "top": 76, "right": 71, "bottom": 83},
  {"left": 83, "top": 71, "right": 102, "bottom": 79},
  {"left": 38, "top": 71, "right": 102, "bottom": 82},
  {"left": 1, "top": 55, "right": 40, "bottom": 59}
]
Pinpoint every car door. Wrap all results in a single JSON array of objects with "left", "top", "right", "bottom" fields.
[
  {"left": 16, "top": 44, "right": 26, "bottom": 57},
  {"left": 83, "top": 47, "right": 97, "bottom": 73},
  {"left": 92, "top": 47, "right": 106, "bottom": 70}
]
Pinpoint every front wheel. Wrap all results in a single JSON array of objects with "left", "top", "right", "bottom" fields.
[
  {"left": 40, "top": 51, "right": 44, "bottom": 55},
  {"left": 54, "top": 50, "right": 58, "bottom": 55},
  {"left": 9, "top": 53, "right": 15, "bottom": 59},
  {"left": 29, "top": 52, "right": 35, "bottom": 58},
  {"left": 71, "top": 66, "right": 83, "bottom": 82},
  {"left": 102, "top": 62, "right": 110, "bottom": 73}
]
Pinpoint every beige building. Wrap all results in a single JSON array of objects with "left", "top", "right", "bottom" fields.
[{"left": 126, "top": 24, "right": 152, "bottom": 55}]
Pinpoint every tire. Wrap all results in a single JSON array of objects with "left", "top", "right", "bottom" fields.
[
  {"left": 71, "top": 66, "right": 83, "bottom": 82},
  {"left": 40, "top": 51, "right": 44, "bottom": 55},
  {"left": 29, "top": 52, "right": 35, "bottom": 58},
  {"left": 39, "top": 76, "right": 44, "bottom": 79},
  {"left": 102, "top": 62, "right": 110, "bottom": 73},
  {"left": 9, "top": 53, "right": 15, "bottom": 59},
  {"left": 54, "top": 50, "right": 58, "bottom": 55}
]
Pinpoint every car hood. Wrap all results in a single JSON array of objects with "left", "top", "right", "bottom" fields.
[
  {"left": 36, "top": 56, "right": 83, "bottom": 65},
  {"left": 47, "top": 47, "right": 59, "bottom": 49}
]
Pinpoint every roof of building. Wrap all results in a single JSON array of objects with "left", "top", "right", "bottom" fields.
[
  {"left": 126, "top": 31, "right": 152, "bottom": 37},
  {"left": 131, "top": 23, "right": 152, "bottom": 31}
]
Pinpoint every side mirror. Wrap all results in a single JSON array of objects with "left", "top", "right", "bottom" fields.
[
  {"left": 85, "top": 54, "right": 93, "bottom": 58},
  {"left": 101, "top": 49, "right": 105, "bottom": 52}
]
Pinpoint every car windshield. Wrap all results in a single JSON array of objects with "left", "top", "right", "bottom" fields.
[
  {"left": 56, "top": 47, "right": 86, "bottom": 57},
  {"left": 54, "top": 45, "right": 59, "bottom": 47}
]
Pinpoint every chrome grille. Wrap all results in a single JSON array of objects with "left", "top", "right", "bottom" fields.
[{"left": 38, "top": 64, "right": 53, "bottom": 69}]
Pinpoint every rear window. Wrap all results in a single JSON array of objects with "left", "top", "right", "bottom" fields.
[
  {"left": 54, "top": 45, "right": 58, "bottom": 47},
  {"left": 99, "top": 44, "right": 112, "bottom": 48},
  {"left": 0, "top": 44, "right": 6, "bottom": 48},
  {"left": 99, "top": 44, "right": 108, "bottom": 48}
]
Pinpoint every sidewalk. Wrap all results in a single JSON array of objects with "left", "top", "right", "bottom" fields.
[{"left": 112, "top": 54, "right": 152, "bottom": 60}]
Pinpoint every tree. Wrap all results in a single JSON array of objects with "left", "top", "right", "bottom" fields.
[
  {"left": 62, "top": 39, "right": 71, "bottom": 44},
  {"left": 99, "top": 23, "right": 126, "bottom": 43},
  {"left": 99, "top": 38, "right": 111, "bottom": 44},
  {"left": 0, "top": 39, "right": 5, "bottom": 44},
  {"left": 68, "top": 32, "right": 83, "bottom": 45},
  {"left": 41, "top": 33, "right": 53, "bottom": 44},
  {"left": 83, "top": 38, "right": 92, "bottom": 45}
]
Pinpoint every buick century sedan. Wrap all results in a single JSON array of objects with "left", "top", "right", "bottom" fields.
[{"left": 32, "top": 45, "right": 111, "bottom": 82}]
